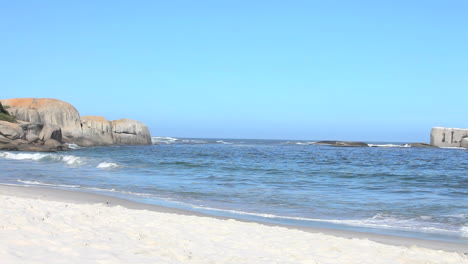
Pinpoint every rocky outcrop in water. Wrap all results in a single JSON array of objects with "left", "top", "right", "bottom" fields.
[
  {"left": 430, "top": 127, "right": 468, "bottom": 148},
  {"left": 0, "top": 98, "right": 152, "bottom": 151},
  {"left": 112, "top": 118, "right": 152, "bottom": 145}
]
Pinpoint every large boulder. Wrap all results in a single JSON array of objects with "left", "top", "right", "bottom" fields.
[
  {"left": 80, "top": 116, "right": 114, "bottom": 146},
  {"left": 0, "top": 98, "right": 83, "bottom": 142},
  {"left": 112, "top": 119, "right": 152, "bottom": 145},
  {"left": 430, "top": 127, "right": 468, "bottom": 148},
  {"left": 0, "top": 121, "right": 24, "bottom": 139},
  {"left": 462, "top": 138, "right": 468, "bottom": 148}
]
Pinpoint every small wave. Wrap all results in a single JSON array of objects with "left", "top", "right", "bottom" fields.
[
  {"left": 97, "top": 162, "right": 122, "bottom": 169},
  {"left": 285, "top": 141, "right": 317, "bottom": 145},
  {"left": 368, "top": 144, "right": 410, "bottom": 148},
  {"left": 152, "top": 137, "right": 236, "bottom": 145},
  {"left": 152, "top": 137, "right": 179, "bottom": 145},
  {"left": 17, "top": 180, "right": 80, "bottom": 188},
  {"left": 215, "top": 140, "right": 232, "bottom": 144},
  {"left": 439, "top": 147, "right": 466, "bottom": 150},
  {"left": 0, "top": 152, "right": 85, "bottom": 166},
  {"left": 185, "top": 206, "right": 464, "bottom": 236}
]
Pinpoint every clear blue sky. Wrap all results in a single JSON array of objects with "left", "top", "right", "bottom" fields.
[{"left": 1, "top": 1, "right": 467, "bottom": 142}]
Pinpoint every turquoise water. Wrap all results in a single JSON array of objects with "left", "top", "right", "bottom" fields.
[{"left": 1, "top": 137, "right": 467, "bottom": 243}]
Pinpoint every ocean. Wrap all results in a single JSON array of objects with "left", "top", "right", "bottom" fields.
[{"left": 1, "top": 137, "right": 467, "bottom": 244}]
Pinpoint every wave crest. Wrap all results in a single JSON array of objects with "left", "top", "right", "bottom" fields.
[
  {"left": 0, "top": 152, "right": 85, "bottom": 166},
  {"left": 97, "top": 162, "right": 122, "bottom": 169}
]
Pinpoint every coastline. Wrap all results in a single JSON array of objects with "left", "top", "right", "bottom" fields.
[{"left": 1, "top": 183, "right": 467, "bottom": 263}]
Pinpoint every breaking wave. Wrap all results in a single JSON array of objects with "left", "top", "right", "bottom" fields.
[
  {"left": 0, "top": 152, "right": 85, "bottom": 166},
  {"left": 152, "top": 137, "right": 233, "bottom": 145},
  {"left": 368, "top": 144, "right": 411, "bottom": 148},
  {"left": 97, "top": 162, "right": 122, "bottom": 169}
]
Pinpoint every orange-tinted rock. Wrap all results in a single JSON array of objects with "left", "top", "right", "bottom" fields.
[{"left": 1, "top": 98, "right": 82, "bottom": 142}]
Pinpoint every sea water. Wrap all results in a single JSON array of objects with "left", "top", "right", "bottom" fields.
[{"left": 0, "top": 138, "right": 467, "bottom": 244}]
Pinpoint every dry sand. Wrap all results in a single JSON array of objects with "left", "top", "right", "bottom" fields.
[{"left": 0, "top": 184, "right": 467, "bottom": 264}]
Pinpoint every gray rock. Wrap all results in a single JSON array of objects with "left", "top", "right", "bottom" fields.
[
  {"left": 13, "top": 139, "right": 29, "bottom": 145},
  {"left": 0, "top": 121, "right": 24, "bottom": 139},
  {"left": 461, "top": 138, "right": 468, "bottom": 148},
  {"left": 20, "top": 123, "right": 43, "bottom": 136},
  {"left": 26, "top": 134, "right": 40, "bottom": 143},
  {"left": 44, "top": 139, "right": 67, "bottom": 151},
  {"left": 0, "top": 135, "right": 11, "bottom": 144},
  {"left": 112, "top": 119, "right": 151, "bottom": 145},
  {"left": 430, "top": 127, "right": 468, "bottom": 148},
  {"left": 17, "top": 144, "right": 56, "bottom": 152},
  {"left": 80, "top": 116, "right": 114, "bottom": 146},
  {"left": 38, "top": 124, "right": 62, "bottom": 142},
  {"left": 0, "top": 143, "right": 18, "bottom": 151}
]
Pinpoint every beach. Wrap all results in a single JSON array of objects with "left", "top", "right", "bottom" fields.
[{"left": 1, "top": 184, "right": 467, "bottom": 264}]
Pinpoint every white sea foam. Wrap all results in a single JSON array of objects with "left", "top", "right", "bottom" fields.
[
  {"left": 215, "top": 140, "right": 232, "bottom": 144},
  {"left": 368, "top": 144, "right": 411, "bottom": 148},
  {"left": 152, "top": 137, "right": 235, "bottom": 145},
  {"left": 185, "top": 206, "right": 464, "bottom": 236},
  {"left": 285, "top": 141, "right": 316, "bottom": 145},
  {"left": 460, "top": 226, "right": 468, "bottom": 237},
  {"left": 17, "top": 180, "right": 80, "bottom": 188},
  {"left": 439, "top": 147, "right": 466, "bottom": 150},
  {"left": 152, "top": 137, "right": 179, "bottom": 145},
  {"left": 66, "top": 143, "right": 81, "bottom": 149},
  {"left": 0, "top": 152, "right": 85, "bottom": 166},
  {"left": 97, "top": 162, "right": 121, "bottom": 169}
]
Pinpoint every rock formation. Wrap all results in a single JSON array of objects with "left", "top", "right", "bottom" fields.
[
  {"left": 80, "top": 116, "right": 114, "bottom": 146},
  {"left": 112, "top": 119, "right": 152, "bottom": 145},
  {"left": 0, "top": 98, "right": 152, "bottom": 151},
  {"left": 0, "top": 120, "right": 67, "bottom": 151},
  {"left": 430, "top": 127, "right": 468, "bottom": 148},
  {"left": 1, "top": 98, "right": 82, "bottom": 142}
]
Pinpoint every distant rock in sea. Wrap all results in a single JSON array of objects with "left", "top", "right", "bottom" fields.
[
  {"left": 0, "top": 98, "right": 151, "bottom": 151},
  {"left": 430, "top": 127, "right": 468, "bottom": 148}
]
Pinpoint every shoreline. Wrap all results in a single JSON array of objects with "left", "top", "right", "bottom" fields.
[{"left": 1, "top": 184, "right": 467, "bottom": 254}]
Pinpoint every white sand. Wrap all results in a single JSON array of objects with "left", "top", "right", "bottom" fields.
[{"left": 0, "top": 190, "right": 467, "bottom": 264}]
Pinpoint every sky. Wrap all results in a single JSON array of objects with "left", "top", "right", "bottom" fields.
[{"left": 1, "top": 1, "right": 467, "bottom": 142}]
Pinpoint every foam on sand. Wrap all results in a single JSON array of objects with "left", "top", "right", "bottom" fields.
[{"left": 0, "top": 185, "right": 466, "bottom": 264}]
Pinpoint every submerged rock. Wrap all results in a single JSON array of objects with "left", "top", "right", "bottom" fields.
[{"left": 408, "top": 143, "right": 434, "bottom": 148}]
